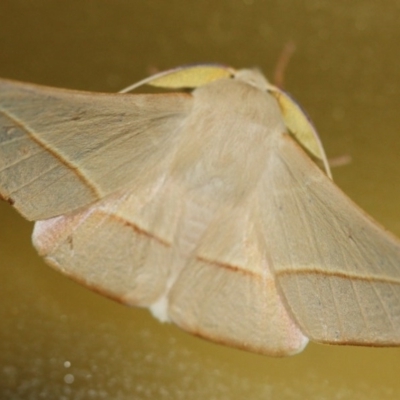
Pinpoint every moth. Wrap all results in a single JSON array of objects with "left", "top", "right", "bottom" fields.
[{"left": 1, "top": 65, "right": 400, "bottom": 357}]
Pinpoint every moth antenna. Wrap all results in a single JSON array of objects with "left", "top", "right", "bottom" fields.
[{"left": 273, "top": 41, "right": 296, "bottom": 89}]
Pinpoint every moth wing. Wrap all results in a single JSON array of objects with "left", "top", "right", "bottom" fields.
[
  {"left": 32, "top": 178, "right": 187, "bottom": 309},
  {"left": 168, "top": 200, "right": 309, "bottom": 356},
  {"left": 0, "top": 78, "right": 192, "bottom": 220},
  {"left": 263, "top": 134, "right": 400, "bottom": 345}
]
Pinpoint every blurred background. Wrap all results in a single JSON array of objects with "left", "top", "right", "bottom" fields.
[{"left": 1, "top": 1, "right": 400, "bottom": 399}]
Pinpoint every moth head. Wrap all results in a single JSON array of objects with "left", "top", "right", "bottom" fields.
[{"left": 233, "top": 68, "right": 271, "bottom": 91}]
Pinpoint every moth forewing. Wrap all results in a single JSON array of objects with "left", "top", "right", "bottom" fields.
[
  {"left": 0, "top": 78, "right": 192, "bottom": 220},
  {"left": 263, "top": 134, "right": 400, "bottom": 345}
]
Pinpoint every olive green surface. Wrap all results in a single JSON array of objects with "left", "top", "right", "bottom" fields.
[{"left": 1, "top": 1, "right": 400, "bottom": 399}]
